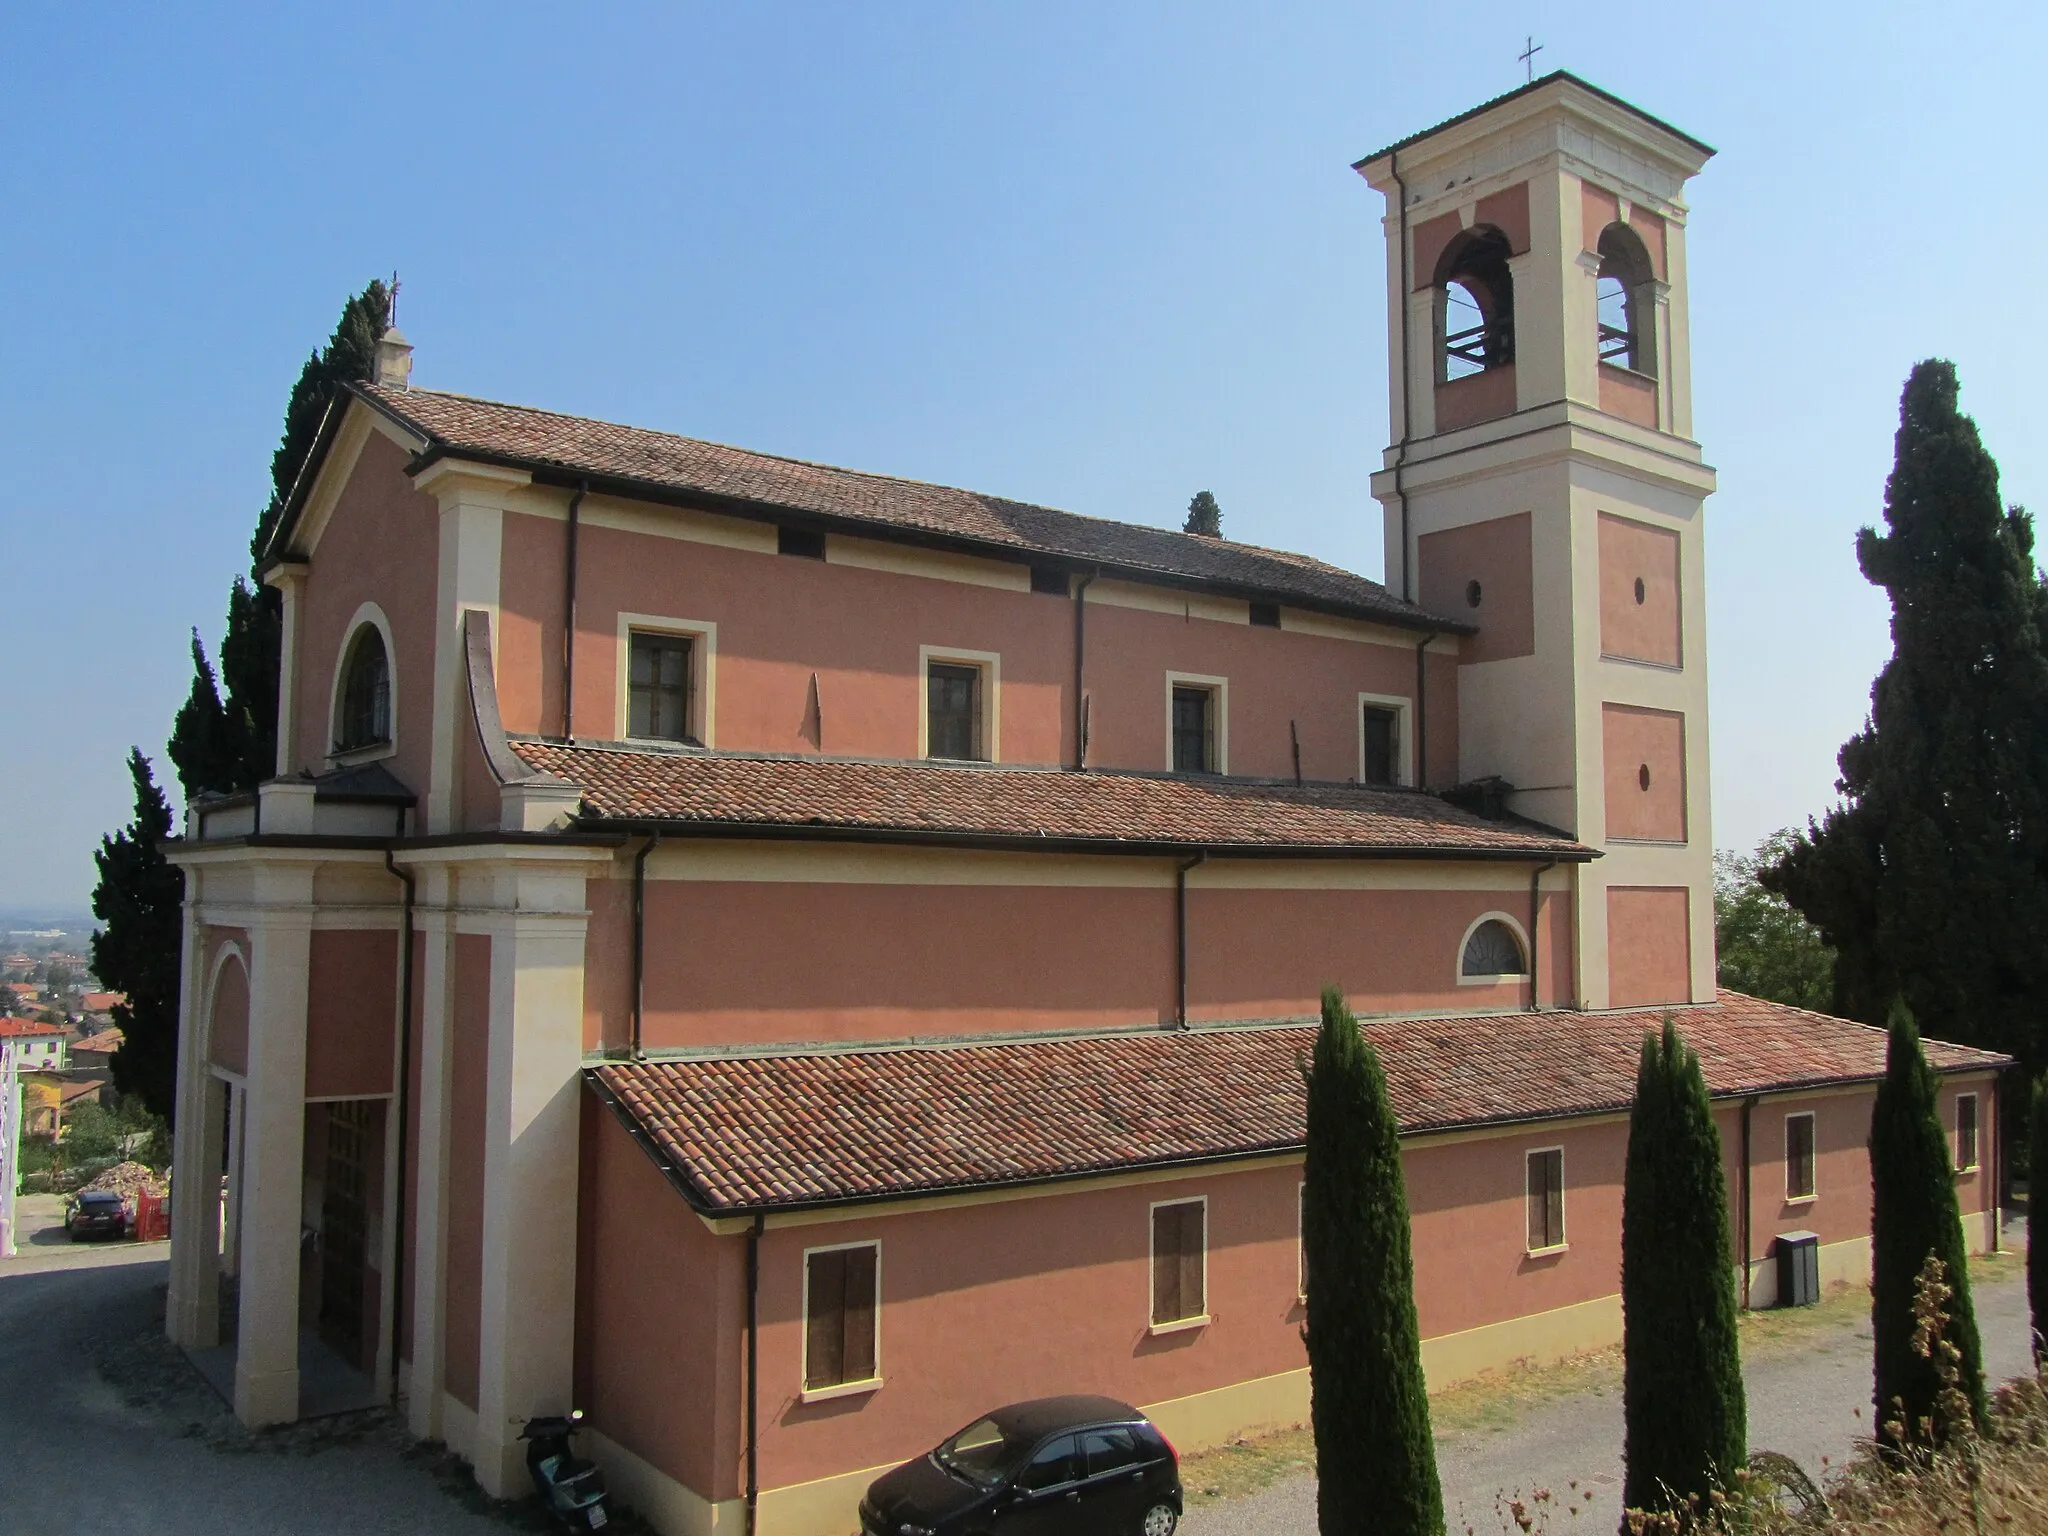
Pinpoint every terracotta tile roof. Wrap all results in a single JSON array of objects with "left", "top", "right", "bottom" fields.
[
  {"left": 79, "top": 992, "right": 125, "bottom": 1013},
  {"left": 0, "top": 1017, "right": 65, "bottom": 1038},
  {"left": 72, "top": 1028, "right": 123, "bottom": 1053},
  {"left": 589, "top": 991, "right": 2008, "bottom": 1214},
  {"left": 349, "top": 383, "right": 1463, "bottom": 635},
  {"left": 508, "top": 740, "right": 1589, "bottom": 858}
]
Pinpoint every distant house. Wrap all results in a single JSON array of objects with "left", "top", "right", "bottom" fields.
[
  {"left": 45, "top": 952, "right": 85, "bottom": 969},
  {"left": 69, "top": 1027, "right": 123, "bottom": 1072},
  {"left": 78, "top": 992, "right": 125, "bottom": 1018},
  {"left": 2, "top": 953, "right": 33, "bottom": 973},
  {"left": 4, "top": 982, "right": 39, "bottom": 1008},
  {"left": 0, "top": 1017, "right": 68, "bottom": 1072}
]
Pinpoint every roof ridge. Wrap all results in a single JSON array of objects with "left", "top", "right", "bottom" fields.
[{"left": 360, "top": 382, "right": 1391, "bottom": 590}]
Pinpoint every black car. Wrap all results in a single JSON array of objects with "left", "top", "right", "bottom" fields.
[
  {"left": 64, "top": 1191, "right": 128, "bottom": 1240},
  {"left": 861, "top": 1395, "right": 1182, "bottom": 1536}
]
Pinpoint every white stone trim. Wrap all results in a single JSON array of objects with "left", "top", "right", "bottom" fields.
[
  {"left": 801, "top": 1238, "right": 883, "bottom": 1397},
  {"left": 1165, "top": 672, "right": 1229, "bottom": 775},
  {"left": 1523, "top": 1144, "right": 1567, "bottom": 1255},
  {"left": 1147, "top": 1194, "right": 1209, "bottom": 1330},
  {"left": 1356, "top": 690, "right": 1414, "bottom": 786},
  {"left": 919, "top": 646, "right": 1002, "bottom": 762}
]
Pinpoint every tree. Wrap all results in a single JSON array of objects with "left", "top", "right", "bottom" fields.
[
  {"left": 1870, "top": 1000, "right": 1985, "bottom": 1446},
  {"left": 1714, "top": 832, "right": 1835, "bottom": 1010},
  {"left": 1302, "top": 985, "right": 1442, "bottom": 1536},
  {"left": 1763, "top": 361, "right": 2048, "bottom": 1075},
  {"left": 1622, "top": 1017, "right": 1745, "bottom": 1516},
  {"left": 88, "top": 752, "right": 183, "bottom": 1123},
  {"left": 1184, "top": 490, "right": 1222, "bottom": 538},
  {"left": 169, "top": 278, "right": 389, "bottom": 798},
  {"left": 2029, "top": 1074, "right": 2048, "bottom": 1365}
]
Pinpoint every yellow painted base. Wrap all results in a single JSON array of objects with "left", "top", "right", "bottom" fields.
[{"left": 586, "top": 1429, "right": 744, "bottom": 1536}]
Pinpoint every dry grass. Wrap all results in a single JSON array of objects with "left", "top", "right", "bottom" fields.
[{"left": 1175, "top": 1249, "right": 2028, "bottom": 1511}]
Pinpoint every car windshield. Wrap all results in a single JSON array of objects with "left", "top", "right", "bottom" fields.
[{"left": 933, "top": 1417, "right": 1036, "bottom": 1490}]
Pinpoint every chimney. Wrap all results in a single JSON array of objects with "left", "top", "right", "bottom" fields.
[{"left": 373, "top": 326, "right": 414, "bottom": 389}]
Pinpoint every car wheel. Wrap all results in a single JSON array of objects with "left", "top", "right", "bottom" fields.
[{"left": 1140, "top": 1503, "right": 1178, "bottom": 1536}]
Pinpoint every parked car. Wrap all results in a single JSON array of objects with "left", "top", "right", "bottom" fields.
[
  {"left": 64, "top": 1191, "right": 129, "bottom": 1241},
  {"left": 861, "top": 1395, "right": 1182, "bottom": 1536}
]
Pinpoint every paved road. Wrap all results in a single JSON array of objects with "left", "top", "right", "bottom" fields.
[
  {"left": 1187, "top": 1243, "right": 2037, "bottom": 1536},
  {"left": 0, "top": 1233, "right": 523, "bottom": 1534}
]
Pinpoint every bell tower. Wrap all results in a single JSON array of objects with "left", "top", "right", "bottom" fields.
[{"left": 1358, "top": 75, "right": 1718, "bottom": 1010}]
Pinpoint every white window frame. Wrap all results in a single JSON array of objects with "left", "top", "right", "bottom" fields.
[
  {"left": 326, "top": 602, "right": 399, "bottom": 766},
  {"left": 1147, "top": 1195, "right": 1210, "bottom": 1335},
  {"left": 1356, "top": 691, "right": 1414, "bottom": 787},
  {"left": 1296, "top": 1180, "right": 1308, "bottom": 1302},
  {"left": 1165, "top": 673, "right": 1229, "bottom": 775},
  {"left": 1784, "top": 1111, "right": 1818, "bottom": 1203},
  {"left": 919, "top": 646, "right": 1001, "bottom": 763},
  {"left": 799, "top": 1238, "right": 883, "bottom": 1402},
  {"left": 1524, "top": 1145, "right": 1567, "bottom": 1255},
  {"left": 1456, "top": 910, "right": 1531, "bottom": 987},
  {"left": 1954, "top": 1093, "right": 1980, "bottom": 1174},
  {"left": 616, "top": 613, "right": 718, "bottom": 748}
]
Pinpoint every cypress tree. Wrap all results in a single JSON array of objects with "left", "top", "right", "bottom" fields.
[
  {"left": 166, "top": 631, "right": 237, "bottom": 799},
  {"left": 2030, "top": 1074, "right": 2048, "bottom": 1365},
  {"left": 1622, "top": 1017, "right": 1746, "bottom": 1516},
  {"left": 1184, "top": 490, "right": 1222, "bottom": 538},
  {"left": 1870, "top": 1000, "right": 1986, "bottom": 1444},
  {"left": 88, "top": 752, "right": 183, "bottom": 1122},
  {"left": 1302, "top": 985, "right": 1442, "bottom": 1536},
  {"left": 1762, "top": 360, "right": 2048, "bottom": 1076}
]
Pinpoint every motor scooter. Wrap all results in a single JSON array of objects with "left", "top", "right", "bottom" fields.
[{"left": 520, "top": 1409, "right": 614, "bottom": 1531}]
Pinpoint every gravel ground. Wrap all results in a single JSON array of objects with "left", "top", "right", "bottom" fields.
[
  {"left": 1186, "top": 1229, "right": 2036, "bottom": 1536},
  {"left": 0, "top": 1243, "right": 599, "bottom": 1535}
]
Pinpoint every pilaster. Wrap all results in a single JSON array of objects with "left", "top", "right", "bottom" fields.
[
  {"left": 406, "top": 865, "right": 459, "bottom": 1442},
  {"left": 422, "top": 464, "right": 523, "bottom": 833},
  {"left": 167, "top": 873, "right": 218, "bottom": 1347}
]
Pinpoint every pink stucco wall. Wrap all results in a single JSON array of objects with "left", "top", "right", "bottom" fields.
[
  {"left": 621, "top": 874, "right": 1572, "bottom": 1049},
  {"left": 304, "top": 928, "right": 396, "bottom": 1099},
  {"left": 204, "top": 927, "right": 252, "bottom": 1077},
  {"left": 290, "top": 430, "right": 439, "bottom": 788}
]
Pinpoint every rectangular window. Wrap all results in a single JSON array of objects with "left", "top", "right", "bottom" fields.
[
  {"left": 778, "top": 526, "right": 826, "bottom": 559},
  {"left": 926, "top": 663, "right": 984, "bottom": 761},
  {"left": 1249, "top": 600, "right": 1281, "bottom": 628},
  {"left": 1362, "top": 706, "right": 1400, "bottom": 787},
  {"left": 803, "top": 1243, "right": 879, "bottom": 1391},
  {"left": 627, "top": 632, "right": 695, "bottom": 743},
  {"left": 1786, "top": 1112, "right": 1816, "bottom": 1201},
  {"left": 1150, "top": 1199, "right": 1206, "bottom": 1326},
  {"left": 1525, "top": 1148, "right": 1565, "bottom": 1252},
  {"left": 1030, "top": 564, "right": 1070, "bottom": 596},
  {"left": 1172, "top": 686, "right": 1216, "bottom": 774},
  {"left": 1956, "top": 1094, "right": 1980, "bottom": 1173}
]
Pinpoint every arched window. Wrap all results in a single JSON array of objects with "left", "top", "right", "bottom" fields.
[
  {"left": 336, "top": 625, "right": 391, "bottom": 751},
  {"left": 1436, "top": 227, "right": 1516, "bottom": 381},
  {"left": 1461, "top": 918, "right": 1528, "bottom": 978},
  {"left": 1595, "top": 224, "right": 1656, "bottom": 377}
]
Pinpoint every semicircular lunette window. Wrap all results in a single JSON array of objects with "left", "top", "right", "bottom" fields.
[
  {"left": 1461, "top": 918, "right": 1528, "bottom": 978},
  {"left": 336, "top": 626, "right": 392, "bottom": 752}
]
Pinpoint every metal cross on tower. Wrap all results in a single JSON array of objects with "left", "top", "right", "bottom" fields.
[{"left": 1519, "top": 35, "right": 1544, "bottom": 81}]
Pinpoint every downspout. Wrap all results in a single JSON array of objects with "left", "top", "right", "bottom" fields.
[
  {"left": 630, "top": 832, "right": 661, "bottom": 1060},
  {"left": 745, "top": 1212, "right": 764, "bottom": 1536},
  {"left": 382, "top": 848, "right": 417, "bottom": 1406},
  {"left": 560, "top": 481, "right": 588, "bottom": 741},
  {"left": 1071, "top": 570, "right": 1097, "bottom": 769},
  {"left": 1174, "top": 852, "right": 1207, "bottom": 1029},
  {"left": 1391, "top": 149, "right": 1416, "bottom": 602},
  {"left": 1739, "top": 1094, "right": 1759, "bottom": 1310},
  {"left": 1413, "top": 632, "right": 1437, "bottom": 789},
  {"left": 1526, "top": 858, "right": 1557, "bottom": 1012}
]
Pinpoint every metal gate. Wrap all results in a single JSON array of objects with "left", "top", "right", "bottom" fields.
[{"left": 318, "top": 1100, "right": 373, "bottom": 1367}]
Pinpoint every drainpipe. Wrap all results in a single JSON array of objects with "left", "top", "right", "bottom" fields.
[
  {"left": 1391, "top": 149, "right": 1415, "bottom": 602},
  {"left": 1174, "top": 852, "right": 1207, "bottom": 1029},
  {"left": 1289, "top": 720, "right": 1302, "bottom": 787},
  {"left": 1526, "top": 858, "right": 1557, "bottom": 1012},
  {"left": 745, "top": 1212, "right": 765, "bottom": 1536},
  {"left": 1413, "top": 632, "right": 1437, "bottom": 789},
  {"left": 1071, "top": 570, "right": 1097, "bottom": 769},
  {"left": 1739, "top": 1094, "right": 1760, "bottom": 1310},
  {"left": 630, "top": 832, "right": 661, "bottom": 1059},
  {"left": 382, "top": 848, "right": 417, "bottom": 1406},
  {"left": 560, "top": 481, "right": 587, "bottom": 741}
]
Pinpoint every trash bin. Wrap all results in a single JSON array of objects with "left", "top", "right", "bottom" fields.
[{"left": 1775, "top": 1230, "right": 1820, "bottom": 1308}]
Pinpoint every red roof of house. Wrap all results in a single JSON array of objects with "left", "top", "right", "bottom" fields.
[
  {"left": 71, "top": 1027, "right": 124, "bottom": 1053},
  {"left": 589, "top": 991, "right": 2008, "bottom": 1214},
  {"left": 79, "top": 992, "right": 125, "bottom": 1013},
  {"left": 5, "top": 982, "right": 39, "bottom": 998},
  {"left": 507, "top": 741, "right": 1590, "bottom": 860},
  {"left": 346, "top": 383, "right": 1466, "bottom": 636},
  {"left": 0, "top": 1017, "right": 66, "bottom": 1038}
]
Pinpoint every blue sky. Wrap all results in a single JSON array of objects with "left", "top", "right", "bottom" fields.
[{"left": 1, "top": 3, "right": 2040, "bottom": 912}]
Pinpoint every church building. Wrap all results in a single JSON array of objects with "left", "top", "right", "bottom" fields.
[{"left": 165, "top": 74, "right": 2004, "bottom": 1536}]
